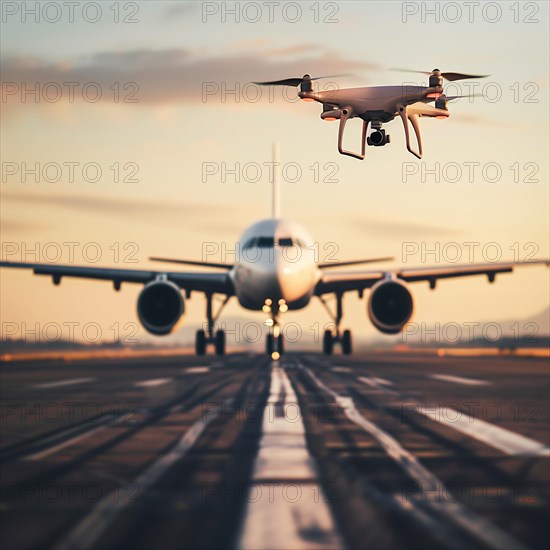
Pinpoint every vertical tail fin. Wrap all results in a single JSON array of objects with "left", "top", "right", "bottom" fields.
[{"left": 272, "top": 142, "right": 281, "bottom": 218}]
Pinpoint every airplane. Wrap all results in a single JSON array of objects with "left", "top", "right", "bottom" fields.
[
  {"left": 254, "top": 68, "right": 487, "bottom": 160},
  {"left": 1, "top": 145, "right": 547, "bottom": 358}
]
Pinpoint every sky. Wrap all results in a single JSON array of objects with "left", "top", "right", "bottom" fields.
[{"left": 1, "top": 1, "right": 549, "bottom": 347}]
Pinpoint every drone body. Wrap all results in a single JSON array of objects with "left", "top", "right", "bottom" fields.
[{"left": 256, "top": 69, "right": 487, "bottom": 160}]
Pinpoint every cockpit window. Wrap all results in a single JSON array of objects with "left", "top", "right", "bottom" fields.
[
  {"left": 257, "top": 237, "right": 274, "bottom": 248},
  {"left": 242, "top": 237, "right": 306, "bottom": 249},
  {"left": 278, "top": 238, "right": 293, "bottom": 247}
]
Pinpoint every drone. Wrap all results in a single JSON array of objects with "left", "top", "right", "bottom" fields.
[{"left": 255, "top": 68, "right": 488, "bottom": 160}]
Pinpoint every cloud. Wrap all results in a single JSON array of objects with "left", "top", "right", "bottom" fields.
[
  {"left": 1, "top": 46, "right": 377, "bottom": 106},
  {"left": 1, "top": 191, "right": 250, "bottom": 232},
  {"left": 0, "top": 219, "right": 46, "bottom": 232},
  {"left": 353, "top": 217, "right": 460, "bottom": 239},
  {"left": 162, "top": 3, "right": 200, "bottom": 19}
]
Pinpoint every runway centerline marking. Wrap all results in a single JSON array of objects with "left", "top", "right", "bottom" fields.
[
  {"left": 302, "top": 363, "right": 525, "bottom": 550},
  {"left": 55, "top": 397, "right": 234, "bottom": 550},
  {"left": 32, "top": 378, "right": 95, "bottom": 389},
  {"left": 134, "top": 378, "right": 173, "bottom": 388},
  {"left": 331, "top": 366, "right": 352, "bottom": 373},
  {"left": 183, "top": 367, "right": 210, "bottom": 374},
  {"left": 239, "top": 363, "right": 343, "bottom": 550},
  {"left": 412, "top": 405, "right": 550, "bottom": 457},
  {"left": 430, "top": 374, "right": 490, "bottom": 386}
]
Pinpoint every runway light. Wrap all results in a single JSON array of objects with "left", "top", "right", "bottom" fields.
[
  {"left": 262, "top": 305, "right": 271, "bottom": 313},
  {"left": 271, "top": 351, "right": 280, "bottom": 361}
]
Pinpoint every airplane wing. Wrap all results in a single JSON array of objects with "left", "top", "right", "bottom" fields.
[
  {"left": 0, "top": 261, "right": 233, "bottom": 295},
  {"left": 315, "top": 260, "right": 549, "bottom": 295}
]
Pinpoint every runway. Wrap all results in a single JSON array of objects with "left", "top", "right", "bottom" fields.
[{"left": 1, "top": 351, "right": 548, "bottom": 550}]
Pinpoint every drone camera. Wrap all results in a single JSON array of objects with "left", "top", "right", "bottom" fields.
[{"left": 367, "top": 129, "right": 390, "bottom": 147}]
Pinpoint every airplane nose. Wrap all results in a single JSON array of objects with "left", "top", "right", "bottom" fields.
[{"left": 276, "top": 256, "right": 313, "bottom": 302}]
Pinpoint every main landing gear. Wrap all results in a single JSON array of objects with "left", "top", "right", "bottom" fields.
[
  {"left": 319, "top": 293, "right": 353, "bottom": 355},
  {"left": 195, "top": 293, "right": 230, "bottom": 356}
]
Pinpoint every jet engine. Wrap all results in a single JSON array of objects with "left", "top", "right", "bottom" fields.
[
  {"left": 137, "top": 280, "right": 184, "bottom": 335},
  {"left": 368, "top": 279, "right": 414, "bottom": 334}
]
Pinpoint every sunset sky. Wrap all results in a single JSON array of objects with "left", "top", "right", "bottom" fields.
[{"left": 1, "top": 1, "right": 548, "bottom": 346}]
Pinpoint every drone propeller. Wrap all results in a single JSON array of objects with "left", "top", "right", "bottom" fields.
[
  {"left": 389, "top": 68, "right": 489, "bottom": 81},
  {"left": 254, "top": 74, "right": 349, "bottom": 87}
]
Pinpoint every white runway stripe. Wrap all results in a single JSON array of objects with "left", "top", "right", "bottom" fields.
[
  {"left": 183, "top": 367, "right": 210, "bottom": 374},
  {"left": 431, "top": 374, "right": 490, "bottom": 386},
  {"left": 303, "top": 364, "right": 525, "bottom": 550},
  {"left": 414, "top": 405, "right": 550, "bottom": 457},
  {"left": 33, "top": 378, "right": 95, "bottom": 389},
  {"left": 239, "top": 365, "right": 343, "bottom": 550},
  {"left": 56, "top": 397, "right": 233, "bottom": 550},
  {"left": 134, "top": 378, "right": 172, "bottom": 388}
]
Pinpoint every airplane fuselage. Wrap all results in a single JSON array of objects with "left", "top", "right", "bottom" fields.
[{"left": 229, "top": 218, "right": 320, "bottom": 310}]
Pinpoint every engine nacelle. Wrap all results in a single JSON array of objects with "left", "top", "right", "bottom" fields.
[
  {"left": 368, "top": 279, "right": 414, "bottom": 334},
  {"left": 137, "top": 280, "right": 184, "bottom": 335}
]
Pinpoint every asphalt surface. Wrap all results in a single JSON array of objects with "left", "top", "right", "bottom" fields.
[{"left": 0, "top": 351, "right": 548, "bottom": 550}]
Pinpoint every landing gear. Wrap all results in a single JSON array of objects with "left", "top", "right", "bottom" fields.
[
  {"left": 342, "top": 329, "right": 352, "bottom": 355},
  {"left": 195, "top": 293, "right": 230, "bottom": 355},
  {"left": 323, "top": 330, "right": 333, "bottom": 355},
  {"left": 266, "top": 331, "right": 284, "bottom": 357},
  {"left": 195, "top": 329, "right": 206, "bottom": 356},
  {"left": 266, "top": 333, "right": 274, "bottom": 355},
  {"left": 278, "top": 333, "right": 284, "bottom": 354},
  {"left": 214, "top": 330, "right": 226, "bottom": 356},
  {"left": 319, "top": 293, "right": 353, "bottom": 355}
]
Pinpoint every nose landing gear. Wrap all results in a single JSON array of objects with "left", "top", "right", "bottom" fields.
[
  {"left": 266, "top": 321, "right": 284, "bottom": 359},
  {"left": 264, "top": 300, "right": 285, "bottom": 359}
]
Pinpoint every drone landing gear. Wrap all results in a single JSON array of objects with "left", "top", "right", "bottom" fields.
[
  {"left": 195, "top": 293, "right": 230, "bottom": 356},
  {"left": 319, "top": 293, "right": 353, "bottom": 356},
  {"left": 397, "top": 104, "right": 423, "bottom": 159},
  {"left": 338, "top": 107, "right": 368, "bottom": 160}
]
